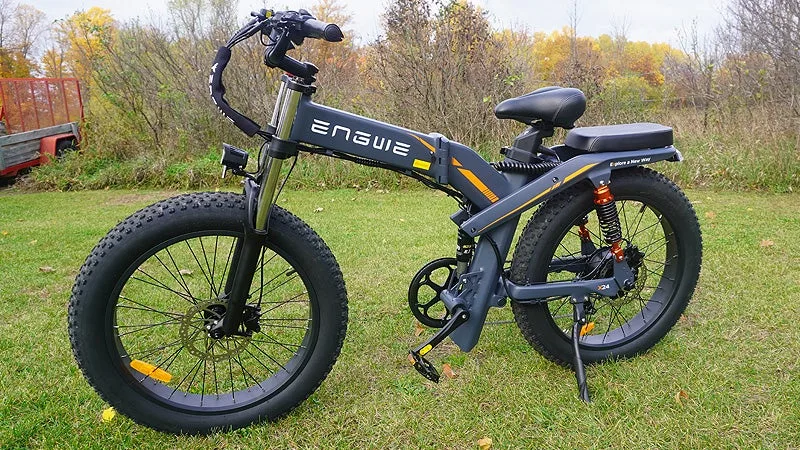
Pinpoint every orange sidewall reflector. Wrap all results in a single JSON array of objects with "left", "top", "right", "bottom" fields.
[{"left": 130, "top": 359, "right": 173, "bottom": 383}]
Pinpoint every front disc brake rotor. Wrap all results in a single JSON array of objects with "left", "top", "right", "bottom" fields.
[{"left": 179, "top": 299, "right": 251, "bottom": 361}]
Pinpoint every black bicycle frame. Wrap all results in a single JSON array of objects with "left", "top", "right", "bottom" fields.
[{"left": 243, "top": 76, "right": 682, "bottom": 351}]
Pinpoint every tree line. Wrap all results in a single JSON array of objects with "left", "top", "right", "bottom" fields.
[{"left": 5, "top": 0, "right": 798, "bottom": 191}]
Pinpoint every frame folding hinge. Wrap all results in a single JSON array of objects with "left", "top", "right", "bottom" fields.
[{"left": 430, "top": 133, "right": 450, "bottom": 185}]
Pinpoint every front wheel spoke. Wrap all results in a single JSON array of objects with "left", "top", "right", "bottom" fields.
[
  {"left": 263, "top": 323, "right": 309, "bottom": 331},
  {"left": 185, "top": 240, "right": 217, "bottom": 298},
  {"left": 260, "top": 291, "right": 308, "bottom": 315},
  {"left": 170, "top": 349, "right": 207, "bottom": 399},
  {"left": 211, "top": 343, "right": 220, "bottom": 398},
  {"left": 260, "top": 273, "right": 299, "bottom": 298},
  {"left": 125, "top": 338, "right": 184, "bottom": 360},
  {"left": 197, "top": 237, "right": 220, "bottom": 298},
  {"left": 116, "top": 318, "right": 182, "bottom": 337},
  {"left": 132, "top": 271, "right": 195, "bottom": 304},
  {"left": 243, "top": 346, "right": 275, "bottom": 376},
  {"left": 249, "top": 340, "right": 289, "bottom": 372},
  {"left": 234, "top": 350, "right": 265, "bottom": 392},
  {"left": 253, "top": 333, "right": 305, "bottom": 353},
  {"left": 259, "top": 317, "right": 311, "bottom": 322},
  {"left": 216, "top": 237, "right": 237, "bottom": 296},
  {"left": 200, "top": 336, "right": 208, "bottom": 405},
  {"left": 138, "top": 343, "right": 184, "bottom": 384},
  {"left": 117, "top": 297, "right": 183, "bottom": 319},
  {"left": 248, "top": 261, "right": 287, "bottom": 298},
  {"left": 153, "top": 252, "right": 193, "bottom": 299},
  {"left": 225, "top": 340, "right": 236, "bottom": 401},
  {"left": 165, "top": 247, "right": 195, "bottom": 299}
]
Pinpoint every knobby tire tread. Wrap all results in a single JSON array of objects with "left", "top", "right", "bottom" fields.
[
  {"left": 68, "top": 192, "right": 348, "bottom": 434},
  {"left": 510, "top": 167, "right": 702, "bottom": 367}
]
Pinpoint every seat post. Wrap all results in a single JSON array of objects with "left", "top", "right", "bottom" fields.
[{"left": 502, "top": 122, "right": 554, "bottom": 163}]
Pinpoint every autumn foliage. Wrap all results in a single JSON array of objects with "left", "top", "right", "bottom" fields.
[{"left": 8, "top": 0, "right": 799, "bottom": 191}]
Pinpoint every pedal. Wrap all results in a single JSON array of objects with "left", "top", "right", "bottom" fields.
[
  {"left": 408, "top": 352, "right": 440, "bottom": 382},
  {"left": 407, "top": 306, "right": 469, "bottom": 382}
]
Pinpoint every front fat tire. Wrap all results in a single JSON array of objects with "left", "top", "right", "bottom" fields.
[
  {"left": 510, "top": 167, "right": 702, "bottom": 367},
  {"left": 68, "top": 192, "right": 348, "bottom": 434}
]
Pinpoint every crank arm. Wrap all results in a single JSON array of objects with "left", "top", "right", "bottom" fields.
[{"left": 408, "top": 307, "right": 469, "bottom": 382}]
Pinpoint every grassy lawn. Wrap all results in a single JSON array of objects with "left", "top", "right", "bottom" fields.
[{"left": 0, "top": 186, "right": 798, "bottom": 448}]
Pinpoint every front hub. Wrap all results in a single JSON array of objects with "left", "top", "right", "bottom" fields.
[{"left": 179, "top": 300, "right": 252, "bottom": 361}]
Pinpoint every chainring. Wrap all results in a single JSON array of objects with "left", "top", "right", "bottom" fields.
[{"left": 408, "top": 257, "right": 458, "bottom": 328}]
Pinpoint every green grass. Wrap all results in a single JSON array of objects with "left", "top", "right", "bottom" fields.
[{"left": 1, "top": 187, "right": 799, "bottom": 448}]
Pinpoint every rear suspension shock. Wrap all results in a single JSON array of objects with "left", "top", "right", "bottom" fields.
[{"left": 593, "top": 185, "right": 624, "bottom": 262}]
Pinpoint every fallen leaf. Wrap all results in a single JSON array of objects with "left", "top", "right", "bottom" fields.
[
  {"left": 39, "top": 266, "right": 55, "bottom": 273},
  {"left": 179, "top": 269, "right": 193, "bottom": 276},
  {"left": 746, "top": 208, "right": 753, "bottom": 212},
  {"left": 477, "top": 437, "right": 492, "bottom": 450},
  {"left": 674, "top": 389, "right": 689, "bottom": 405},
  {"left": 313, "top": 207, "right": 324, "bottom": 213},
  {"left": 759, "top": 239, "right": 774, "bottom": 248},
  {"left": 1, "top": 230, "right": 8, "bottom": 236},
  {"left": 414, "top": 321, "right": 425, "bottom": 337},
  {"left": 704, "top": 211, "right": 717, "bottom": 220},
  {"left": 399, "top": 218, "right": 406, "bottom": 222},
  {"left": 442, "top": 363, "right": 457, "bottom": 379},
  {"left": 29, "top": 239, "right": 37, "bottom": 245},
  {"left": 101, "top": 407, "right": 116, "bottom": 422}
]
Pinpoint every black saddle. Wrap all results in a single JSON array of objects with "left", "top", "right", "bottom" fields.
[
  {"left": 565, "top": 123, "right": 673, "bottom": 152},
  {"left": 494, "top": 86, "right": 586, "bottom": 128}
]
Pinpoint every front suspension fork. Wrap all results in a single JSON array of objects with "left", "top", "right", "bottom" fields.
[{"left": 220, "top": 81, "right": 301, "bottom": 336}]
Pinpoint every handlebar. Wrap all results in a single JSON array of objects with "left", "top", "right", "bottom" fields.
[
  {"left": 302, "top": 18, "right": 344, "bottom": 42},
  {"left": 208, "top": 8, "right": 344, "bottom": 137}
]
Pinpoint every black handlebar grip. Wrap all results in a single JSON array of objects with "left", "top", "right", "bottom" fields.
[
  {"left": 303, "top": 18, "right": 344, "bottom": 42},
  {"left": 209, "top": 46, "right": 261, "bottom": 137}
]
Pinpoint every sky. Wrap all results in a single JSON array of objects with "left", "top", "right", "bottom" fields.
[{"left": 34, "top": 0, "right": 727, "bottom": 45}]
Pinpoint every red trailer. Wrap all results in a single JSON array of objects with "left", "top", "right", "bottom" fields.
[{"left": 0, "top": 78, "right": 84, "bottom": 177}]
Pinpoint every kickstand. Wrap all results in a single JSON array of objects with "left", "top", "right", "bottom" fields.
[{"left": 571, "top": 297, "right": 591, "bottom": 402}]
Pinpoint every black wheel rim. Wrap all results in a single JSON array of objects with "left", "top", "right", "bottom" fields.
[
  {"left": 542, "top": 197, "right": 679, "bottom": 349},
  {"left": 108, "top": 230, "right": 318, "bottom": 412}
]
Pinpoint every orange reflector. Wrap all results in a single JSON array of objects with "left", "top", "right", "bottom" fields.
[
  {"left": 130, "top": 359, "right": 173, "bottom": 383},
  {"left": 580, "top": 322, "right": 595, "bottom": 337}
]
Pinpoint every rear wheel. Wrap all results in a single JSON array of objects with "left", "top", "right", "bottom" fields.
[
  {"left": 510, "top": 167, "right": 701, "bottom": 366},
  {"left": 69, "top": 192, "right": 348, "bottom": 433}
]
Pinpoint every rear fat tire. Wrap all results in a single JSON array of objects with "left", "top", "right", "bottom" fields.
[
  {"left": 68, "top": 192, "right": 348, "bottom": 433},
  {"left": 510, "top": 167, "right": 702, "bottom": 367}
]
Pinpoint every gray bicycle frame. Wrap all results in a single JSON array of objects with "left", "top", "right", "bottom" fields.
[{"left": 258, "top": 77, "right": 682, "bottom": 352}]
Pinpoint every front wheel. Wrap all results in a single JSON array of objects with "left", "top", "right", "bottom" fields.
[
  {"left": 510, "top": 167, "right": 701, "bottom": 367},
  {"left": 68, "top": 192, "right": 348, "bottom": 433}
]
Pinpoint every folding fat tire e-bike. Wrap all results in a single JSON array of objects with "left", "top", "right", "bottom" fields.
[{"left": 68, "top": 9, "right": 702, "bottom": 434}]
